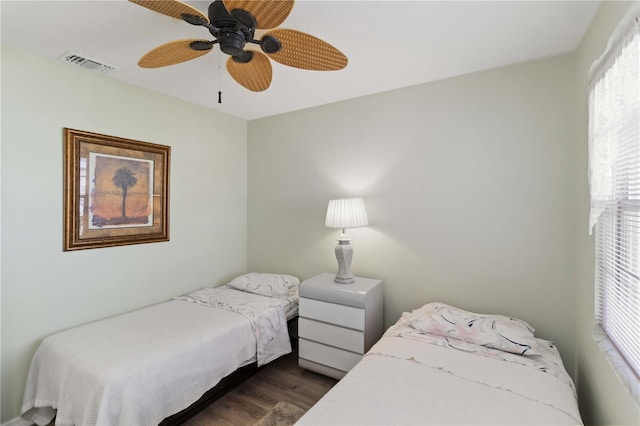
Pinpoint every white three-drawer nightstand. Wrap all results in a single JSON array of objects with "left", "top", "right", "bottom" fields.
[{"left": 298, "top": 273, "right": 383, "bottom": 379}]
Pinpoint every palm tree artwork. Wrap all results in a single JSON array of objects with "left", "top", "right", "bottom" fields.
[
  {"left": 112, "top": 167, "right": 138, "bottom": 218},
  {"left": 89, "top": 154, "right": 152, "bottom": 228}
]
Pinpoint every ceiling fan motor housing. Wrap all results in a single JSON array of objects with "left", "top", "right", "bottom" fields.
[{"left": 218, "top": 31, "right": 246, "bottom": 56}]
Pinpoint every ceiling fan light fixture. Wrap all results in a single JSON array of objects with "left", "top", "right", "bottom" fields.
[
  {"left": 130, "top": 0, "right": 348, "bottom": 92},
  {"left": 219, "top": 31, "right": 246, "bottom": 56}
]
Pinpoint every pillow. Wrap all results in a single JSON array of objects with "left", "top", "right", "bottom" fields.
[
  {"left": 227, "top": 273, "right": 300, "bottom": 298},
  {"left": 409, "top": 302, "right": 540, "bottom": 355}
]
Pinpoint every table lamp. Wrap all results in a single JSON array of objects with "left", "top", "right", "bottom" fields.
[{"left": 325, "top": 198, "right": 368, "bottom": 284}]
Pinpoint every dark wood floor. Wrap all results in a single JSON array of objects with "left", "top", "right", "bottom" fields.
[{"left": 182, "top": 351, "right": 338, "bottom": 426}]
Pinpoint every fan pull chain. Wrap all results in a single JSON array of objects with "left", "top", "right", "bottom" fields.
[{"left": 217, "top": 48, "right": 222, "bottom": 104}]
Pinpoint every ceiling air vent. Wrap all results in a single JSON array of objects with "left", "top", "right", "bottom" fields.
[{"left": 58, "top": 52, "right": 117, "bottom": 74}]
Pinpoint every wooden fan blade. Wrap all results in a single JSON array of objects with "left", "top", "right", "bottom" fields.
[
  {"left": 138, "top": 39, "right": 213, "bottom": 68},
  {"left": 223, "top": 0, "right": 294, "bottom": 29},
  {"left": 264, "top": 29, "right": 347, "bottom": 71},
  {"left": 129, "top": 0, "right": 209, "bottom": 23},
  {"left": 227, "top": 51, "right": 272, "bottom": 92}
]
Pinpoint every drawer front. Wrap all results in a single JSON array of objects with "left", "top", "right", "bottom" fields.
[
  {"left": 300, "top": 298, "right": 364, "bottom": 330},
  {"left": 299, "top": 318, "right": 365, "bottom": 353},
  {"left": 299, "top": 339, "right": 362, "bottom": 373}
]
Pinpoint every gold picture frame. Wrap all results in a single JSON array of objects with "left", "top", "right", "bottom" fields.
[{"left": 64, "top": 128, "right": 170, "bottom": 251}]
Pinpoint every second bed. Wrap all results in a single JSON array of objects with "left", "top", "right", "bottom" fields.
[{"left": 298, "top": 302, "right": 582, "bottom": 425}]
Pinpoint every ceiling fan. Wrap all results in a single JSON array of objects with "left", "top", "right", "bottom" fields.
[{"left": 129, "top": 0, "right": 348, "bottom": 93}]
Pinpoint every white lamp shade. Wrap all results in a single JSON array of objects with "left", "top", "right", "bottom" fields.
[{"left": 325, "top": 198, "right": 368, "bottom": 229}]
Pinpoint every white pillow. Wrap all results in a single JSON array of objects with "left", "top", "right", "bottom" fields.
[
  {"left": 227, "top": 273, "right": 300, "bottom": 298},
  {"left": 409, "top": 302, "right": 541, "bottom": 356}
]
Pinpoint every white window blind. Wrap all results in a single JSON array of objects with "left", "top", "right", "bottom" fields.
[{"left": 588, "top": 6, "right": 640, "bottom": 380}]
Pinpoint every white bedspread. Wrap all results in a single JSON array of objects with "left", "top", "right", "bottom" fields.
[
  {"left": 298, "top": 328, "right": 582, "bottom": 425},
  {"left": 175, "top": 286, "right": 293, "bottom": 366},
  {"left": 21, "top": 288, "right": 294, "bottom": 426}
]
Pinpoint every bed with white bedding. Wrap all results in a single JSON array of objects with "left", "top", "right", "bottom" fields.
[
  {"left": 298, "top": 302, "right": 582, "bottom": 425},
  {"left": 21, "top": 273, "right": 299, "bottom": 426}
]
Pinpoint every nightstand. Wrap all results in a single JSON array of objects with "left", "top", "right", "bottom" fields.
[{"left": 298, "top": 272, "right": 383, "bottom": 379}]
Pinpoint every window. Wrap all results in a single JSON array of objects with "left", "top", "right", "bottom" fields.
[{"left": 588, "top": 5, "right": 639, "bottom": 395}]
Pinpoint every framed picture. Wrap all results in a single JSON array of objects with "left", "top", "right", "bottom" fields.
[{"left": 63, "top": 128, "right": 170, "bottom": 251}]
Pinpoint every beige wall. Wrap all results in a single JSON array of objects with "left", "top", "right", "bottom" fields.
[
  {"left": 0, "top": 46, "right": 248, "bottom": 421},
  {"left": 573, "top": 1, "right": 640, "bottom": 424},
  {"left": 248, "top": 53, "right": 578, "bottom": 363}
]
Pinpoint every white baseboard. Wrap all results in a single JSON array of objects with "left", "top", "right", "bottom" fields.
[{"left": 1, "top": 417, "right": 32, "bottom": 426}]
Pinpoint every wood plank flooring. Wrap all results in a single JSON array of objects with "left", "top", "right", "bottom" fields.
[{"left": 182, "top": 350, "right": 338, "bottom": 426}]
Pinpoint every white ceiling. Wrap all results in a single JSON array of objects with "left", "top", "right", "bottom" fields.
[{"left": 1, "top": 0, "right": 600, "bottom": 121}]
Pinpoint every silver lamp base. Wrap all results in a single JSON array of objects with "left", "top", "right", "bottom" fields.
[{"left": 334, "top": 236, "right": 355, "bottom": 284}]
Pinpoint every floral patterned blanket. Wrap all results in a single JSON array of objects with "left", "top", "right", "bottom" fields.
[
  {"left": 385, "top": 311, "right": 577, "bottom": 393},
  {"left": 367, "top": 312, "right": 582, "bottom": 424}
]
